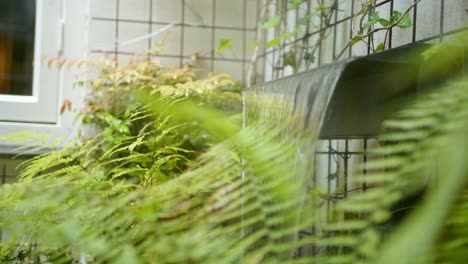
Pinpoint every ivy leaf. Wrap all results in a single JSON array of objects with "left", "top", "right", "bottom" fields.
[
  {"left": 363, "top": 12, "right": 380, "bottom": 28},
  {"left": 298, "top": 13, "right": 313, "bottom": 25},
  {"left": 379, "top": 18, "right": 391, "bottom": 27},
  {"left": 262, "top": 16, "right": 281, "bottom": 29},
  {"left": 396, "top": 12, "right": 412, "bottom": 28},
  {"left": 303, "top": 52, "right": 315, "bottom": 62},
  {"left": 390, "top": 10, "right": 402, "bottom": 23},
  {"left": 289, "top": 0, "right": 303, "bottom": 9},
  {"left": 215, "top": 39, "right": 232, "bottom": 54},
  {"left": 350, "top": 36, "right": 363, "bottom": 46},
  {"left": 266, "top": 29, "right": 297, "bottom": 49},
  {"left": 283, "top": 51, "right": 296, "bottom": 68},
  {"left": 267, "top": 37, "right": 282, "bottom": 48},
  {"left": 390, "top": 10, "right": 412, "bottom": 28},
  {"left": 315, "top": 4, "right": 328, "bottom": 11},
  {"left": 375, "top": 42, "right": 385, "bottom": 52},
  {"left": 281, "top": 29, "right": 298, "bottom": 40}
]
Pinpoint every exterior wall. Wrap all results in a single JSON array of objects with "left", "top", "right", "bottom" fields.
[
  {"left": 1, "top": 1, "right": 466, "bottom": 186},
  {"left": 255, "top": 1, "right": 467, "bottom": 254},
  {"left": 0, "top": 0, "right": 466, "bottom": 250},
  {"left": 261, "top": 0, "right": 468, "bottom": 81},
  {"left": 1, "top": 0, "right": 263, "bottom": 178},
  {"left": 0, "top": 0, "right": 89, "bottom": 152},
  {"left": 88, "top": 0, "right": 263, "bottom": 83}
]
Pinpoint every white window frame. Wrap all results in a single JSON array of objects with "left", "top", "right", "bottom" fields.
[
  {"left": 0, "top": 0, "right": 62, "bottom": 123},
  {"left": 0, "top": 0, "right": 89, "bottom": 152}
]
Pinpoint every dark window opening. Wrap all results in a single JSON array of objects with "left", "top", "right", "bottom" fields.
[{"left": 0, "top": 0, "right": 36, "bottom": 96}]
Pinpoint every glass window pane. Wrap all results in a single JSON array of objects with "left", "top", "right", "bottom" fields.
[{"left": 0, "top": 0, "right": 35, "bottom": 96}]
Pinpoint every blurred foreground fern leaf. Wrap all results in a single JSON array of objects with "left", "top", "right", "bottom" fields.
[{"left": 0, "top": 56, "right": 467, "bottom": 263}]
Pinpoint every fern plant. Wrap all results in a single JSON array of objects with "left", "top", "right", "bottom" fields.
[
  {"left": 75, "top": 57, "right": 241, "bottom": 185},
  {"left": 305, "top": 44, "right": 468, "bottom": 262},
  {"left": 0, "top": 45, "right": 467, "bottom": 263},
  {"left": 0, "top": 94, "right": 319, "bottom": 263}
]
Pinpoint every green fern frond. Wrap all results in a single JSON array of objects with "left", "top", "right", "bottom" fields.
[{"left": 317, "top": 76, "right": 468, "bottom": 263}]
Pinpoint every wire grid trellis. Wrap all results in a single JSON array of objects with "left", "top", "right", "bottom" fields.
[
  {"left": 260, "top": 0, "right": 467, "bottom": 80},
  {"left": 255, "top": 0, "right": 468, "bottom": 257},
  {"left": 290, "top": 138, "right": 380, "bottom": 256},
  {"left": 1, "top": 0, "right": 466, "bottom": 256},
  {"left": 89, "top": 0, "right": 262, "bottom": 84}
]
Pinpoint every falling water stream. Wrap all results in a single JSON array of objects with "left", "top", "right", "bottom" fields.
[
  {"left": 241, "top": 60, "right": 352, "bottom": 255},
  {"left": 242, "top": 60, "right": 352, "bottom": 204},
  {"left": 243, "top": 59, "right": 351, "bottom": 153},
  {"left": 244, "top": 60, "right": 351, "bottom": 135}
]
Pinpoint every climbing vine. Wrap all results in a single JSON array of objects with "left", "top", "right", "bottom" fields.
[{"left": 244, "top": 0, "right": 421, "bottom": 85}]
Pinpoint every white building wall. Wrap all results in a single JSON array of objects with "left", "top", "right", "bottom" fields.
[
  {"left": 262, "top": 0, "right": 467, "bottom": 81},
  {"left": 88, "top": 0, "right": 262, "bottom": 83}
]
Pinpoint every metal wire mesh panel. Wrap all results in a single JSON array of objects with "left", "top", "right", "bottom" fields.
[{"left": 88, "top": 0, "right": 263, "bottom": 83}]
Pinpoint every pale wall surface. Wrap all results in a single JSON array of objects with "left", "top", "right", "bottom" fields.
[
  {"left": 88, "top": 0, "right": 262, "bottom": 83},
  {"left": 262, "top": 0, "right": 467, "bottom": 81},
  {"left": 256, "top": 1, "right": 467, "bottom": 256}
]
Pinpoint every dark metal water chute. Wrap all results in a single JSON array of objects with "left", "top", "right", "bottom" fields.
[
  {"left": 320, "top": 44, "right": 432, "bottom": 139},
  {"left": 245, "top": 43, "right": 448, "bottom": 139}
]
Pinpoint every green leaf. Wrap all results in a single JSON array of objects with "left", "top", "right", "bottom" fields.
[
  {"left": 115, "top": 245, "right": 139, "bottom": 264},
  {"left": 298, "top": 13, "right": 313, "bottom": 25},
  {"left": 379, "top": 18, "right": 391, "bottom": 27},
  {"left": 350, "top": 36, "right": 363, "bottom": 46},
  {"left": 266, "top": 37, "right": 282, "bottom": 48},
  {"left": 303, "top": 52, "right": 315, "bottom": 62},
  {"left": 262, "top": 16, "right": 281, "bottom": 29},
  {"left": 377, "top": 130, "right": 468, "bottom": 263},
  {"left": 396, "top": 12, "right": 412, "bottom": 28},
  {"left": 363, "top": 12, "right": 380, "bottom": 28},
  {"left": 104, "top": 114, "right": 122, "bottom": 128},
  {"left": 421, "top": 44, "right": 450, "bottom": 61},
  {"left": 280, "top": 29, "right": 298, "bottom": 40},
  {"left": 128, "top": 136, "right": 144, "bottom": 152},
  {"left": 375, "top": 42, "right": 385, "bottom": 52},
  {"left": 215, "top": 39, "right": 233, "bottom": 54},
  {"left": 390, "top": 10, "right": 402, "bottom": 23},
  {"left": 283, "top": 51, "right": 296, "bottom": 68},
  {"left": 288, "top": 0, "right": 303, "bottom": 9},
  {"left": 315, "top": 4, "right": 328, "bottom": 11},
  {"left": 390, "top": 10, "right": 412, "bottom": 28}
]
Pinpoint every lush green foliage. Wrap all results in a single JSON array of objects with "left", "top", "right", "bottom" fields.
[
  {"left": 76, "top": 58, "right": 241, "bottom": 185},
  {"left": 314, "top": 76, "right": 468, "bottom": 263},
  {"left": 242, "top": 0, "right": 419, "bottom": 83},
  {"left": 0, "top": 47, "right": 467, "bottom": 263},
  {"left": 0, "top": 92, "right": 316, "bottom": 263}
]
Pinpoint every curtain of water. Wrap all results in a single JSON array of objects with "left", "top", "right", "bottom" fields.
[
  {"left": 241, "top": 60, "right": 350, "bottom": 254},
  {"left": 243, "top": 60, "right": 349, "bottom": 165}
]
